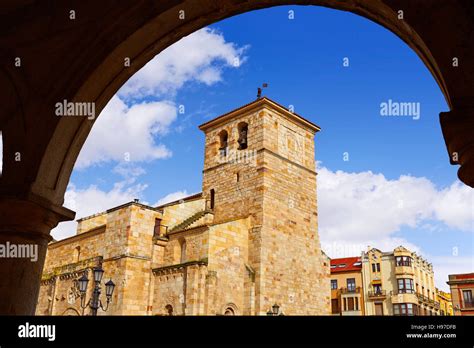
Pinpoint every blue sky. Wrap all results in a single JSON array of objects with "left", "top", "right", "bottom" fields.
[{"left": 52, "top": 6, "right": 472, "bottom": 291}]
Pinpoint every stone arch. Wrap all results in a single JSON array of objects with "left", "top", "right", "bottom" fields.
[
  {"left": 31, "top": 0, "right": 467, "bottom": 207},
  {"left": 237, "top": 122, "right": 248, "bottom": 150},
  {"left": 1, "top": 0, "right": 474, "bottom": 316},
  {"left": 218, "top": 129, "right": 229, "bottom": 156},
  {"left": 221, "top": 302, "right": 239, "bottom": 315},
  {"left": 61, "top": 307, "right": 80, "bottom": 316}
]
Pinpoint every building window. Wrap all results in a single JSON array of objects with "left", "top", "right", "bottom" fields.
[
  {"left": 463, "top": 290, "right": 473, "bottom": 307},
  {"left": 393, "top": 303, "right": 417, "bottom": 316},
  {"left": 397, "top": 278, "right": 414, "bottom": 294},
  {"left": 179, "top": 238, "right": 186, "bottom": 263},
  {"left": 154, "top": 218, "right": 162, "bottom": 237},
  {"left": 237, "top": 122, "right": 248, "bottom": 150},
  {"left": 373, "top": 284, "right": 382, "bottom": 294},
  {"left": 210, "top": 189, "right": 215, "bottom": 210},
  {"left": 372, "top": 263, "right": 380, "bottom": 272},
  {"left": 347, "top": 278, "right": 356, "bottom": 292},
  {"left": 218, "top": 130, "right": 228, "bottom": 156},
  {"left": 396, "top": 256, "right": 412, "bottom": 267},
  {"left": 331, "top": 279, "right": 338, "bottom": 290}
]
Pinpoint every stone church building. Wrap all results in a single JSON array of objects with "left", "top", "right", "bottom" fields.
[{"left": 36, "top": 97, "right": 330, "bottom": 315}]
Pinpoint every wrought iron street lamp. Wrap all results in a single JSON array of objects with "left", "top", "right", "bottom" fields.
[
  {"left": 266, "top": 303, "right": 283, "bottom": 316},
  {"left": 78, "top": 266, "right": 115, "bottom": 316}
]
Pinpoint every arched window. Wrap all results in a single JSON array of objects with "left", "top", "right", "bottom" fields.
[
  {"left": 165, "top": 304, "right": 173, "bottom": 316},
  {"left": 224, "top": 307, "right": 235, "bottom": 315},
  {"left": 222, "top": 303, "right": 238, "bottom": 315},
  {"left": 237, "top": 122, "right": 248, "bottom": 150},
  {"left": 179, "top": 238, "right": 186, "bottom": 263},
  {"left": 218, "top": 130, "right": 228, "bottom": 156}
]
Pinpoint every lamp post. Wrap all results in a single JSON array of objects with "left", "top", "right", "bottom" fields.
[
  {"left": 266, "top": 303, "right": 283, "bottom": 316},
  {"left": 78, "top": 266, "right": 115, "bottom": 316}
]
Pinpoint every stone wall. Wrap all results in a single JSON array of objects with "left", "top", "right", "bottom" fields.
[
  {"left": 201, "top": 102, "right": 330, "bottom": 315},
  {"left": 207, "top": 218, "right": 251, "bottom": 315}
]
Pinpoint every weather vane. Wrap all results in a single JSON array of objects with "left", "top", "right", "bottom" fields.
[{"left": 257, "top": 83, "right": 268, "bottom": 99}]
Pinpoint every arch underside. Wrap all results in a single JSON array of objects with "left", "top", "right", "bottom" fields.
[{"left": 0, "top": 0, "right": 472, "bottom": 212}]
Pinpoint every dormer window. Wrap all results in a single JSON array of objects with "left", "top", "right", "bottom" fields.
[
  {"left": 218, "top": 130, "right": 228, "bottom": 156},
  {"left": 237, "top": 122, "right": 248, "bottom": 150}
]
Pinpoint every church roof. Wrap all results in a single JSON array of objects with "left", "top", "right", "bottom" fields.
[{"left": 198, "top": 97, "right": 321, "bottom": 133}]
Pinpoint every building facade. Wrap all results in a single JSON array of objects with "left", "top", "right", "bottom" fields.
[
  {"left": 36, "top": 97, "right": 331, "bottom": 316},
  {"left": 436, "top": 288, "right": 453, "bottom": 316},
  {"left": 361, "top": 246, "right": 440, "bottom": 316},
  {"left": 330, "top": 257, "right": 364, "bottom": 315},
  {"left": 447, "top": 273, "right": 474, "bottom": 316}
]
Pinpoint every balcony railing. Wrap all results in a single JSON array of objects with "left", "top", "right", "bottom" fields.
[
  {"left": 393, "top": 289, "right": 416, "bottom": 295},
  {"left": 340, "top": 287, "right": 361, "bottom": 294},
  {"left": 463, "top": 300, "right": 474, "bottom": 309},
  {"left": 367, "top": 290, "right": 387, "bottom": 299}
]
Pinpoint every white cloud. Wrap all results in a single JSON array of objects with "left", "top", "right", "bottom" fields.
[
  {"left": 432, "top": 181, "right": 474, "bottom": 231},
  {"left": 322, "top": 238, "right": 421, "bottom": 259},
  {"left": 155, "top": 190, "right": 190, "bottom": 206},
  {"left": 430, "top": 256, "right": 474, "bottom": 292},
  {"left": 118, "top": 28, "right": 248, "bottom": 100},
  {"left": 76, "top": 27, "right": 247, "bottom": 169},
  {"left": 76, "top": 96, "right": 175, "bottom": 168},
  {"left": 317, "top": 166, "right": 473, "bottom": 246},
  {"left": 51, "top": 180, "right": 147, "bottom": 240},
  {"left": 317, "top": 166, "right": 473, "bottom": 290}
]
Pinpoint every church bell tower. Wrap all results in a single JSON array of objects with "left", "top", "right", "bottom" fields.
[{"left": 199, "top": 97, "right": 330, "bottom": 314}]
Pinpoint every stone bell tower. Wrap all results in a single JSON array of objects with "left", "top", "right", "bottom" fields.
[{"left": 199, "top": 97, "right": 330, "bottom": 315}]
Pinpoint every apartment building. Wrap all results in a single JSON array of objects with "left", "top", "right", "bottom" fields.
[
  {"left": 447, "top": 273, "right": 474, "bottom": 316},
  {"left": 330, "top": 257, "right": 364, "bottom": 315},
  {"left": 436, "top": 288, "right": 453, "bottom": 316},
  {"left": 361, "top": 246, "right": 440, "bottom": 316}
]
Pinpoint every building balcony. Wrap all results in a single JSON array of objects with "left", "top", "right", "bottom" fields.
[
  {"left": 395, "top": 265, "right": 415, "bottom": 276},
  {"left": 416, "top": 293, "right": 439, "bottom": 307},
  {"left": 367, "top": 290, "right": 387, "bottom": 301},
  {"left": 462, "top": 300, "right": 474, "bottom": 309},
  {"left": 340, "top": 287, "right": 361, "bottom": 295},
  {"left": 392, "top": 291, "right": 418, "bottom": 304}
]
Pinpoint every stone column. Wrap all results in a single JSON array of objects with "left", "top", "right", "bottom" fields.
[
  {"left": 440, "top": 106, "right": 474, "bottom": 187},
  {"left": 0, "top": 197, "right": 74, "bottom": 315}
]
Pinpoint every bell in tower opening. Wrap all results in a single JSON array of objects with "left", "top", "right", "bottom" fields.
[{"left": 237, "top": 122, "right": 248, "bottom": 150}]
